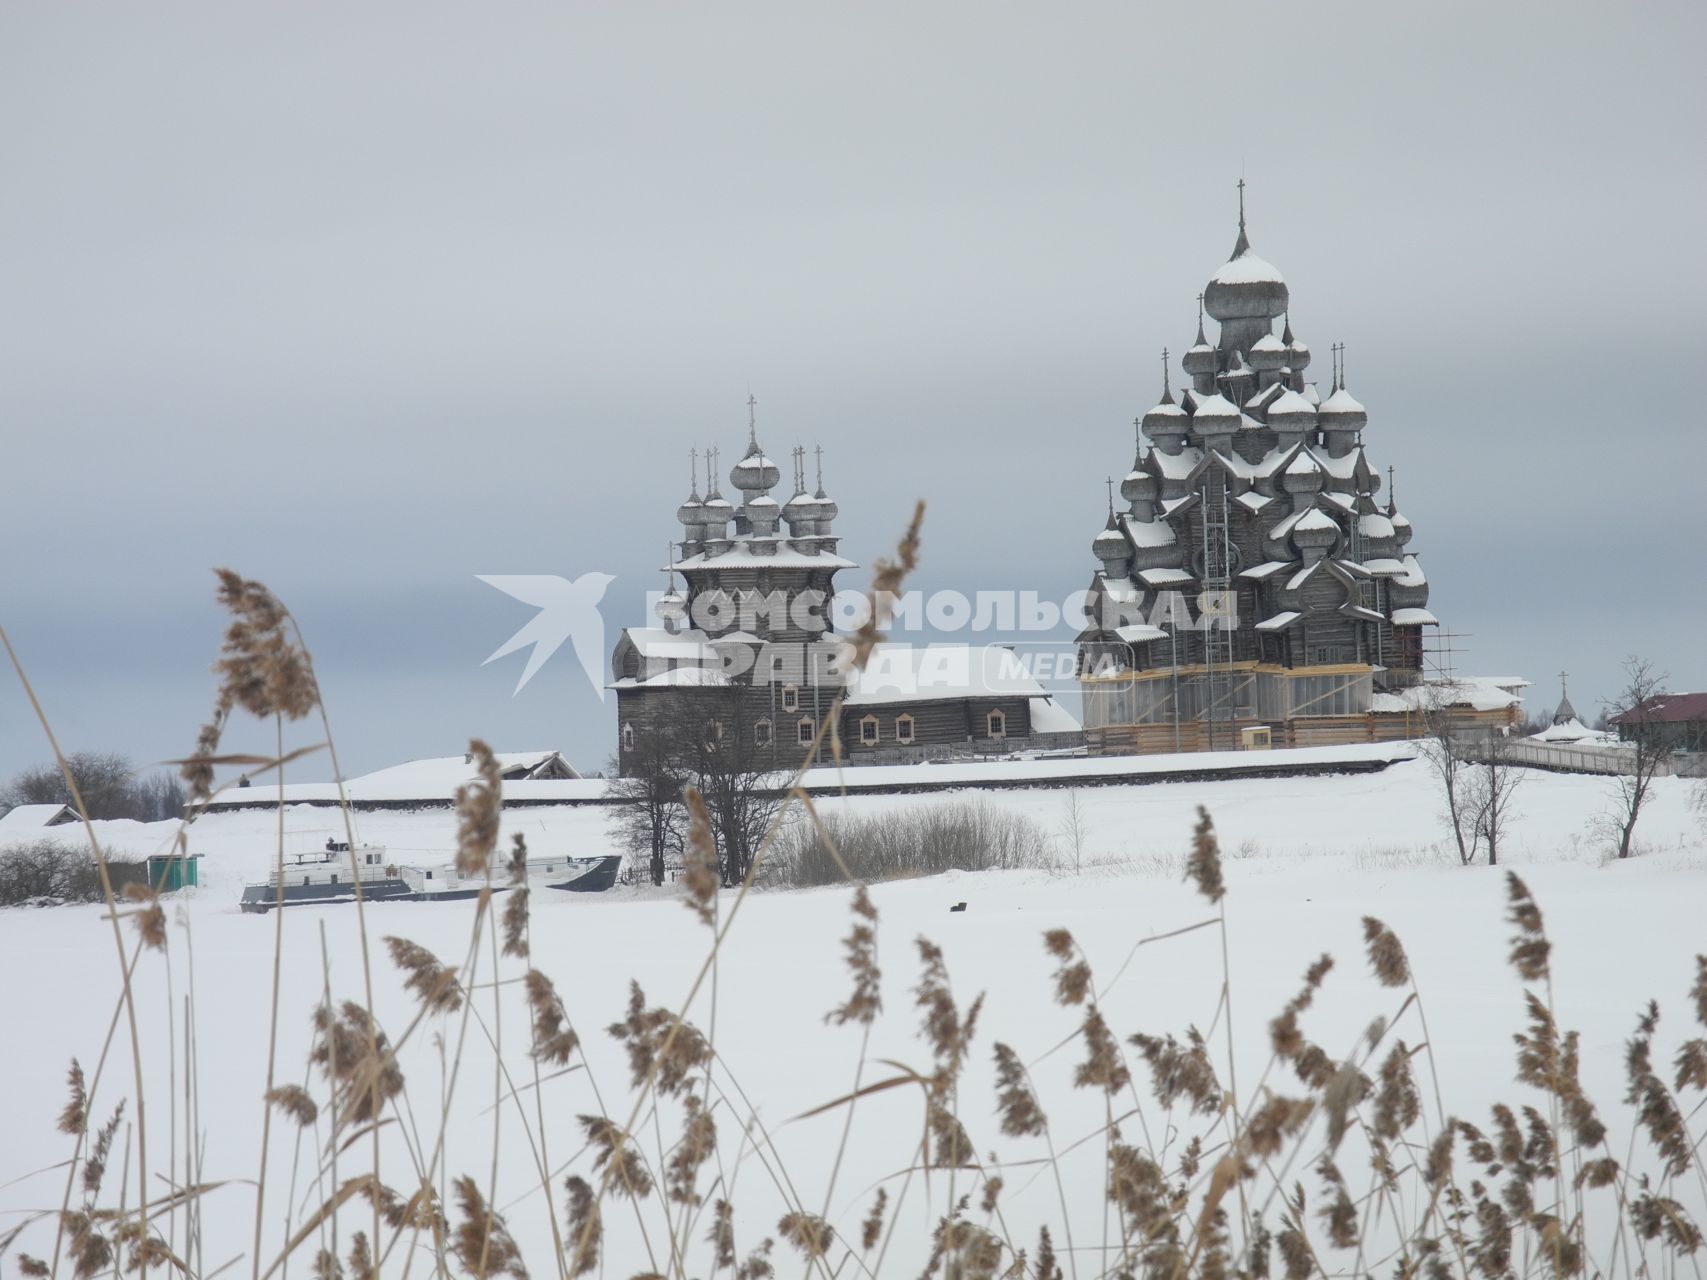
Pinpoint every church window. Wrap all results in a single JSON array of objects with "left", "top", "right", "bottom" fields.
[
  {"left": 797, "top": 716, "right": 816, "bottom": 746},
  {"left": 859, "top": 715, "right": 879, "bottom": 746},
  {"left": 705, "top": 719, "right": 723, "bottom": 748},
  {"left": 986, "top": 709, "right": 1007, "bottom": 739},
  {"left": 781, "top": 684, "right": 800, "bottom": 711},
  {"left": 621, "top": 723, "right": 636, "bottom": 752},
  {"left": 895, "top": 714, "right": 915, "bottom": 744},
  {"left": 755, "top": 719, "right": 773, "bottom": 746}
]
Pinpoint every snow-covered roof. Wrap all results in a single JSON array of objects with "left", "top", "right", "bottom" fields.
[
  {"left": 1363, "top": 558, "right": 1408, "bottom": 577},
  {"left": 1390, "top": 607, "right": 1439, "bottom": 626},
  {"left": 1360, "top": 513, "right": 1396, "bottom": 540},
  {"left": 626, "top": 667, "right": 731, "bottom": 689},
  {"left": 842, "top": 644, "right": 1047, "bottom": 707},
  {"left": 1372, "top": 678, "right": 1524, "bottom": 714},
  {"left": 1255, "top": 611, "right": 1302, "bottom": 632},
  {"left": 1530, "top": 717, "right": 1603, "bottom": 744},
  {"left": 1119, "top": 513, "right": 1177, "bottom": 549},
  {"left": 1028, "top": 696, "right": 1083, "bottom": 735},
  {"left": 1240, "top": 560, "right": 1293, "bottom": 581},
  {"left": 619, "top": 627, "right": 716, "bottom": 660},
  {"left": 1114, "top": 624, "right": 1168, "bottom": 645},
  {"left": 1394, "top": 555, "right": 1427, "bottom": 588},
  {"left": 1138, "top": 567, "right": 1195, "bottom": 587},
  {"left": 1149, "top": 447, "right": 1204, "bottom": 481},
  {"left": 1234, "top": 492, "right": 1273, "bottom": 513},
  {"left": 672, "top": 545, "right": 857, "bottom": 571},
  {"left": 1251, "top": 333, "right": 1286, "bottom": 353},
  {"left": 1294, "top": 508, "right": 1339, "bottom": 534},
  {"left": 0, "top": 803, "right": 80, "bottom": 834}
]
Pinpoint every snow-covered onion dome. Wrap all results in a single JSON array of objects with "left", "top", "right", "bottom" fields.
[
  {"left": 1247, "top": 331, "right": 1288, "bottom": 372},
  {"left": 676, "top": 486, "right": 705, "bottom": 541},
  {"left": 1190, "top": 390, "right": 1240, "bottom": 446},
  {"left": 1141, "top": 389, "right": 1189, "bottom": 450},
  {"left": 1282, "top": 317, "right": 1311, "bottom": 372},
  {"left": 1291, "top": 507, "right": 1340, "bottom": 559},
  {"left": 806, "top": 483, "right": 839, "bottom": 532},
  {"left": 1280, "top": 450, "right": 1324, "bottom": 497},
  {"left": 782, "top": 487, "right": 816, "bottom": 537},
  {"left": 1092, "top": 518, "right": 1129, "bottom": 573},
  {"left": 655, "top": 588, "right": 687, "bottom": 630},
  {"left": 1359, "top": 510, "right": 1396, "bottom": 542},
  {"left": 1120, "top": 467, "right": 1157, "bottom": 506},
  {"left": 746, "top": 494, "right": 781, "bottom": 536},
  {"left": 1317, "top": 386, "right": 1368, "bottom": 434},
  {"left": 1266, "top": 387, "right": 1319, "bottom": 441},
  {"left": 699, "top": 488, "right": 734, "bottom": 540},
  {"left": 731, "top": 445, "right": 781, "bottom": 498},
  {"left": 1389, "top": 507, "right": 1414, "bottom": 548},
  {"left": 1181, "top": 320, "right": 1218, "bottom": 381},
  {"left": 1203, "top": 227, "right": 1289, "bottom": 324}
]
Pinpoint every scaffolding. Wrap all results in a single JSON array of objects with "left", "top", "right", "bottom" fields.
[{"left": 1200, "top": 462, "right": 1235, "bottom": 750}]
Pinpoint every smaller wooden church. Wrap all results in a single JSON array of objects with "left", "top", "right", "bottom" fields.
[{"left": 610, "top": 405, "right": 1079, "bottom": 774}]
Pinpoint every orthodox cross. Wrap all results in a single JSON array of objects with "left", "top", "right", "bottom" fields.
[
  {"left": 746, "top": 393, "right": 758, "bottom": 447},
  {"left": 1161, "top": 345, "right": 1171, "bottom": 396},
  {"left": 688, "top": 446, "right": 699, "bottom": 496},
  {"left": 1106, "top": 475, "right": 1115, "bottom": 515},
  {"left": 814, "top": 444, "right": 824, "bottom": 490},
  {"left": 1237, "top": 176, "right": 1246, "bottom": 230},
  {"left": 1558, "top": 669, "right": 1570, "bottom": 701}
]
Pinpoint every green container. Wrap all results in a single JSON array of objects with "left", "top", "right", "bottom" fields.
[{"left": 147, "top": 854, "right": 199, "bottom": 892}]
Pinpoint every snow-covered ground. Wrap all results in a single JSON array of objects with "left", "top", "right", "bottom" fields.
[{"left": 2, "top": 758, "right": 1703, "bottom": 1275}]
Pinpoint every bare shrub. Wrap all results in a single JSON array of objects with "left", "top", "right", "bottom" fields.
[
  {"left": 767, "top": 798, "right": 1055, "bottom": 887},
  {"left": 0, "top": 839, "right": 104, "bottom": 905}
]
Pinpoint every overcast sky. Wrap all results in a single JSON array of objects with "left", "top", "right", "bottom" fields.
[{"left": 1, "top": 2, "right": 1702, "bottom": 784}]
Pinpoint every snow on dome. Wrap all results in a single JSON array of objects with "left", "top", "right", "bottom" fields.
[
  {"left": 1284, "top": 450, "right": 1323, "bottom": 476},
  {"left": 1303, "top": 383, "right": 1322, "bottom": 407},
  {"left": 731, "top": 450, "right": 781, "bottom": 492},
  {"left": 1318, "top": 387, "right": 1368, "bottom": 428},
  {"left": 1093, "top": 522, "right": 1128, "bottom": 560},
  {"left": 1191, "top": 392, "right": 1240, "bottom": 424},
  {"left": 1359, "top": 512, "right": 1396, "bottom": 540},
  {"left": 1252, "top": 333, "right": 1286, "bottom": 353},
  {"left": 1295, "top": 508, "right": 1339, "bottom": 533},
  {"left": 1266, "top": 388, "right": 1318, "bottom": 427},
  {"left": 1211, "top": 252, "right": 1285, "bottom": 287}
]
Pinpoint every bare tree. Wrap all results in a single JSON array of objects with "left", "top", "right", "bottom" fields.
[
  {"left": 1058, "top": 788, "right": 1088, "bottom": 874},
  {"left": 1601, "top": 656, "right": 1670, "bottom": 859},
  {"left": 1465, "top": 731, "right": 1524, "bottom": 866},
  {"left": 604, "top": 747, "right": 685, "bottom": 886},
  {"left": 1418, "top": 689, "right": 1482, "bottom": 865},
  {"left": 1, "top": 752, "right": 176, "bottom": 821},
  {"left": 664, "top": 686, "right": 784, "bottom": 886},
  {"left": 610, "top": 687, "right": 785, "bottom": 887}
]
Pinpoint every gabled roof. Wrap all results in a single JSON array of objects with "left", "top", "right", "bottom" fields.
[
  {"left": 0, "top": 803, "right": 80, "bottom": 834},
  {"left": 1609, "top": 692, "right": 1707, "bottom": 725},
  {"left": 841, "top": 644, "right": 1047, "bottom": 707}
]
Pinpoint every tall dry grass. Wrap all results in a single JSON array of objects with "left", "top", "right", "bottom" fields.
[{"left": 4, "top": 505, "right": 1706, "bottom": 1279}]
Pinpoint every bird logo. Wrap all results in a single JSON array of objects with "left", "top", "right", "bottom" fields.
[{"left": 477, "top": 572, "right": 617, "bottom": 698}]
